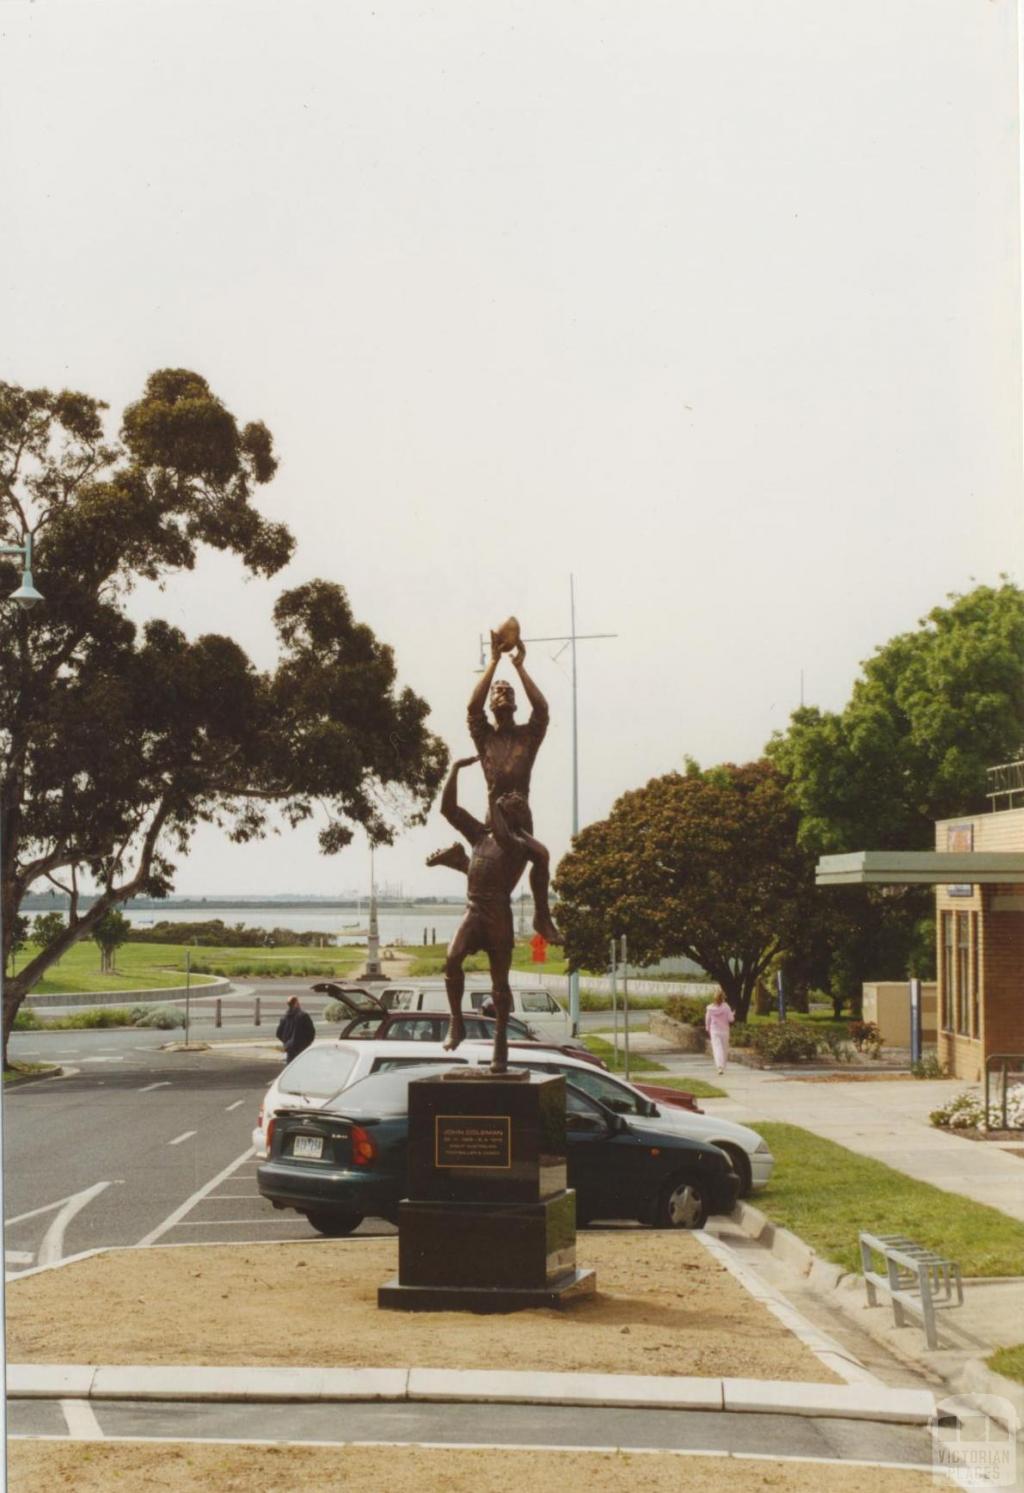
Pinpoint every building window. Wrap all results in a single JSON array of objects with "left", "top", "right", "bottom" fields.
[
  {"left": 941, "top": 912, "right": 953, "bottom": 1032},
  {"left": 956, "top": 912, "right": 970, "bottom": 1036},
  {"left": 970, "top": 911, "right": 980, "bottom": 1038}
]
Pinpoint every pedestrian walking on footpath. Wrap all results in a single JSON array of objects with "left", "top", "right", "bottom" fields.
[
  {"left": 276, "top": 994, "right": 316, "bottom": 1064},
  {"left": 704, "top": 988, "right": 735, "bottom": 1074}
]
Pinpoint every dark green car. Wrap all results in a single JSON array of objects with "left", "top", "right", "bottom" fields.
[{"left": 257, "top": 1063, "right": 739, "bottom": 1237}]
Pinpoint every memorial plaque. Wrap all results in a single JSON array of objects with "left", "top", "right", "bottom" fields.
[{"left": 435, "top": 1114, "right": 511, "bottom": 1170}]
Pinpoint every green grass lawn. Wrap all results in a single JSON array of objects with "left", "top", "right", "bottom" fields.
[
  {"left": 640, "top": 1074, "right": 728, "bottom": 1099},
  {"left": 988, "top": 1345, "right": 1024, "bottom": 1384},
  {"left": 185, "top": 944, "right": 364, "bottom": 978},
  {"left": 749, "top": 1122, "right": 1024, "bottom": 1278},
  {"left": 580, "top": 1034, "right": 669, "bottom": 1075},
  {"left": 9, "top": 940, "right": 365, "bottom": 992},
  {"left": 3, "top": 1061, "right": 53, "bottom": 1083},
  {"left": 10, "top": 942, "right": 220, "bottom": 994}
]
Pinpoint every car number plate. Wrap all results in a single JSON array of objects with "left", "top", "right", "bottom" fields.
[{"left": 292, "top": 1134, "right": 324, "bottom": 1159}]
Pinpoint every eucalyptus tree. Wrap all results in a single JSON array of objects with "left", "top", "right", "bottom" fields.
[{"left": 0, "top": 370, "right": 446, "bottom": 1059}]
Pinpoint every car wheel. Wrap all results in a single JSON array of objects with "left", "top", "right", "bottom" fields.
[
  {"left": 717, "top": 1143, "right": 752, "bottom": 1198},
  {"left": 656, "top": 1176, "right": 708, "bottom": 1230},
  {"left": 303, "top": 1211, "right": 364, "bottom": 1237}
]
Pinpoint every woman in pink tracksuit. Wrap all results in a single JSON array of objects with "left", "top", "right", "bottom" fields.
[{"left": 704, "top": 989, "right": 735, "bottom": 1074}]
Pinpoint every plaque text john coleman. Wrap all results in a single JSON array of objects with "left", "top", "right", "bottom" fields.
[{"left": 435, "top": 1114, "right": 511, "bottom": 1169}]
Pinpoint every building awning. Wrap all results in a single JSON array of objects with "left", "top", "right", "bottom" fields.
[{"left": 815, "top": 851, "right": 1024, "bottom": 886}]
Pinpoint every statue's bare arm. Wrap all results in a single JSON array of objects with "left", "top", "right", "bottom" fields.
[{"left": 511, "top": 640, "right": 548, "bottom": 722}]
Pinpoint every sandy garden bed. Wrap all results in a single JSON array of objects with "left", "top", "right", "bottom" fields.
[
  {"left": 8, "top": 1442, "right": 938, "bottom": 1493},
  {"left": 9, "top": 1231, "right": 835, "bottom": 1383}
]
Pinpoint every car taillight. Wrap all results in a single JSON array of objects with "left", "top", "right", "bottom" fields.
[
  {"left": 266, "top": 1118, "right": 276, "bottom": 1151},
  {"left": 350, "top": 1125, "right": 377, "bottom": 1166}
]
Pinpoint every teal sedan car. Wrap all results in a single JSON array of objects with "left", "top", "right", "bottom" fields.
[{"left": 257, "top": 1063, "right": 740, "bottom": 1237}]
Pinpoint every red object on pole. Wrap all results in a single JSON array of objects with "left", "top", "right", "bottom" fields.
[{"left": 531, "top": 933, "right": 547, "bottom": 963}]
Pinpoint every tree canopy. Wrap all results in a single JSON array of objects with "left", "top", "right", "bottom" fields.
[
  {"left": 554, "top": 759, "right": 817, "bottom": 1020},
  {"left": 768, "top": 582, "right": 1024, "bottom": 854},
  {"left": 0, "top": 370, "right": 447, "bottom": 1055}
]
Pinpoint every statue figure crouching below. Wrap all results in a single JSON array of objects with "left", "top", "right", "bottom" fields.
[{"left": 425, "top": 628, "right": 561, "bottom": 1075}]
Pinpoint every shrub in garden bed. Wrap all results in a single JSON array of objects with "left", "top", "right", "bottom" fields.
[
  {"left": 133, "top": 1005, "right": 185, "bottom": 1030},
  {"left": 662, "top": 995, "right": 711, "bottom": 1025},
  {"left": 748, "top": 1022, "right": 821, "bottom": 1064},
  {"left": 848, "top": 1020, "right": 884, "bottom": 1058},
  {"left": 930, "top": 1085, "right": 1024, "bottom": 1130}
]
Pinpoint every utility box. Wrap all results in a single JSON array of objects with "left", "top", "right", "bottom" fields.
[{"left": 861, "top": 981, "right": 937, "bottom": 1047}]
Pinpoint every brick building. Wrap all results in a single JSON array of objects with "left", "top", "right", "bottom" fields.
[
  {"left": 816, "top": 780, "right": 1024, "bottom": 1082},
  {"left": 934, "top": 807, "right": 1024, "bottom": 1081}
]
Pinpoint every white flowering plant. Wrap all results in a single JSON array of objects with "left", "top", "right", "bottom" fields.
[{"left": 930, "top": 1084, "right": 1024, "bottom": 1130}]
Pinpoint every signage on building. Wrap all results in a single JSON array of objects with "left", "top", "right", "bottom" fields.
[{"left": 946, "top": 823, "right": 974, "bottom": 897}]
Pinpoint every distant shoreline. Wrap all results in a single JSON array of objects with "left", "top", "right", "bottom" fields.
[{"left": 20, "top": 897, "right": 472, "bottom": 914}]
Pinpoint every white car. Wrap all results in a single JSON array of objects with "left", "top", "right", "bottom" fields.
[
  {"left": 252, "top": 1037, "right": 510, "bottom": 1157},
  {"left": 252, "top": 1039, "right": 772, "bottom": 1196},
  {"left": 334, "top": 980, "right": 572, "bottom": 1044}
]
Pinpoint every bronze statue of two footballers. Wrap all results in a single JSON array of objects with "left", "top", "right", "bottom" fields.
[{"left": 426, "top": 619, "right": 561, "bottom": 1074}]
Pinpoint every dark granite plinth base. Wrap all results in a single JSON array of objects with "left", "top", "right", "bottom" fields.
[
  {"left": 408, "top": 1071, "right": 566, "bottom": 1205},
  {"left": 378, "top": 1267, "right": 596, "bottom": 1314},
  {"left": 397, "top": 1192, "right": 577, "bottom": 1290}
]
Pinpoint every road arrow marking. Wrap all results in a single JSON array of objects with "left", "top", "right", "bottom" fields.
[{"left": 38, "top": 1182, "right": 113, "bottom": 1268}]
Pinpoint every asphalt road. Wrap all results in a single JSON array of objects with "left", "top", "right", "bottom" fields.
[
  {"left": 4, "top": 1032, "right": 395, "bottom": 1275},
  {"left": 7, "top": 1399, "right": 936, "bottom": 1467},
  {"left": 4, "top": 1033, "right": 939, "bottom": 1472}
]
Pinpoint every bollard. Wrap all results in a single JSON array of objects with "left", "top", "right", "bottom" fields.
[
  {"left": 254, "top": 996, "right": 261, "bottom": 1027},
  {"left": 432, "top": 927, "right": 436, "bottom": 944},
  {"left": 423, "top": 928, "right": 427, "bottom": 946},
  {"left": 215, "top": 997, "right": 222, "bottom": 1029}
]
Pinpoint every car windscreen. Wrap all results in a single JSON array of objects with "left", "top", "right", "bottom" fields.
[
  {"left": 519, "top": 991, "right": 561, "bottom": 1014},
  {"left": 278, "top": 1046, "right": 358, "bottom": 1098},
  {"left": 323, "top": 1062, "right": 458, "bottom": 1116},
  {"left": 515, "top": 1058, "right": 647, "bottom": 1115}
]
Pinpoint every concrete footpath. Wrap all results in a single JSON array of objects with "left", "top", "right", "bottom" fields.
[{"left": 660, "top": 1054, "right": 1024, "bottom": 1223}]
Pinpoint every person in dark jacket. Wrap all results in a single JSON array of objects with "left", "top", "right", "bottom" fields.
[{"left": 276, "top": 995, "right": 316, "bottom": 1063}]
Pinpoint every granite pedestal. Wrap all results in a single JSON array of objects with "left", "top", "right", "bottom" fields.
[{"left": 378, "top": 1070, "right": 596, "bottom": 1312}]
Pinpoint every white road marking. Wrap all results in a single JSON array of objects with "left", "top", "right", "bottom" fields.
[
  {"left": 168, "top": 1130, "right": 197, "bottom": 1146},
  {"left": 4, "top": 1250, "right": 33, "bottom": 1265},
  {"left": 137, "top": 1146, "right": 255, "bottom": 1246},
  {"left": 198, "top": 1193, "right": 259, "bottom": 1200},
  {"left": 7, "top": 1191, "right": 98, "bottom": 1227},
  {"left": 38, "top": 1182, "right": 113, "bottom": 1268},
  {"left": 60, "top": 1399, "right": 104, "bottom": 1440},
  {"left": 171, "top": 1218, "right": 311, "bottom": 1227},
  {"left": 78, "top": 1056, "right": 125, "bottom": 1064},
  {"left": 138, "top": 1082, "right": 171, "bottom": 1093},
  {"left": 224, "top": 1100, "right": 244, "bottom": 1112},
  {"left": 2, "top": 1432, "right": 942, "bottom": 1476}
]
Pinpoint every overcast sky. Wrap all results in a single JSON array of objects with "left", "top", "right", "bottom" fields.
[{"left": 2, "top": 0, "right": 1021, "bottom": 900}]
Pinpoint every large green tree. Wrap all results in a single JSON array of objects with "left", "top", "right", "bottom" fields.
[
  {"left": 0, "top": 370, "right": 447, "bottom": 1059},
  {"left": 769, "top": 583, "right": 1024, "bottom": 852},
  {"left": 767, "top": 582, "right": 1024, "bottom": 1002},
  {"left": 554, "top": 759, "right": 817, "bottom": 1021}
]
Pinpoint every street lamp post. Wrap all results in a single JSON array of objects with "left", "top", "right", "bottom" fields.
[
  {"left": 509, "top": 578, "right": 617, "bottom": 1035},
  {"left": 0, "top": 531, "right": 43, "bottom": 1486}
]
